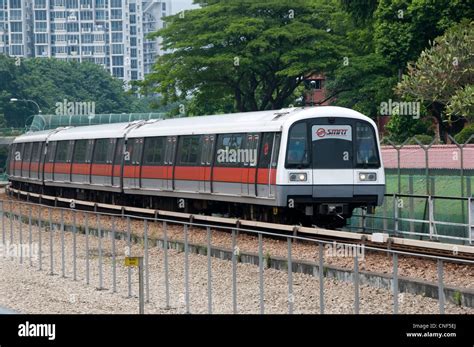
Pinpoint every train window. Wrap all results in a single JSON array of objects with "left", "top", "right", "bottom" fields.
[
  {"left": 312, "top": 124, "right": 352, "bottom": 169},
  {"left": 286, "top": 123, "right": 309, "bottom": 168},
  {"left": 17, "top": 143, "right": 25, "bottom": 161},
  {"left": 46, "top": 142, "right": 56, "bottom": 163},
  {"left": 258, "top": 133, "right": 281, "bottom": 168},
  {"left": 72, "top": 140, "right": 88, "bottom": 163},
  {"left": 23, "top": 142, "right": 33, "bottom": 163},
  {"left": 92, "top": 138, "right": 109, "bottom": 164},
  {"left": 31, "top": 142, "right": 42, "bottom": 162},
  {"left": 355, "top": 122, "right": 380, "bottom": 168},
  {"left": 178, "top": 136, "right": 201, "bottom": 165},
  {"left": 200, "top": 135, "right": 215, "bottom": 165},
  {"left": 55, "top": 141, "right": 70, "bottom": 163},
  {"left": 246, "top": 134, "right": 259, "bottom": 167},
  {"left": 215, "top": 134, "right": 245, "bottom": 167},
  {"left": 114, "top": 138, "right": 124, "bottom": 165},
  {"left": 143, "top": 137, "right": 165, "bottom": 165},
  {"left": 258, "top": 133, "right": 274, "bottom": 168}
]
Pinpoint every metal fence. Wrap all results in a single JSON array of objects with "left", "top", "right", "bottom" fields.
[
  {"left": 382, "top": 135, "right": 474, "bottom": 198},
  {"left": 0, "top": 199, "right": 473, "bottom": 314},
  {"left": 348, "top": 193, "right": 474, "bottom": 245},
  {"left": 28, "top": 113, "right": 166, "bottom": 131}
]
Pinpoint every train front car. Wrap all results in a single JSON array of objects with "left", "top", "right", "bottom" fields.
[{"left": 278, "top": 107, "right": 385, "bottom": 228}]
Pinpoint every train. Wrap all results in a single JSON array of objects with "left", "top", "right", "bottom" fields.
[{"left": 7, "top": 106, "right": 385, "bottom": 228}]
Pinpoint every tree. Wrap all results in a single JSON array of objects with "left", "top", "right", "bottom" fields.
[
  {"left": 395, "top": 20, "right": 473, "bottom": 141},
  {"left": 374, "top": 0, "right": 473, "bottom": 75},
  {"left": 0, "top": 55, "right": 150, "bottom": 128},
  {"left": 140, "top": 0, "right": 349, "bottom": 114}
]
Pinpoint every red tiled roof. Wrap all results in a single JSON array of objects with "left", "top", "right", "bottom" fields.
[{"left": 381, "top": 145, "right": 474, "bottom": 169}]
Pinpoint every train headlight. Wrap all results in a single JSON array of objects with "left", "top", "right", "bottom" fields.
[
  {"left": 359, "top": 172, "right": 377, "bottom": 182},
  {"left": 289, "top": 173, "right": 307, "bottom": 182}
]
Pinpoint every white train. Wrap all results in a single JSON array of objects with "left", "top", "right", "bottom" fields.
[{"left": 8, "top": 106, "right": 385, "bottom": 227}]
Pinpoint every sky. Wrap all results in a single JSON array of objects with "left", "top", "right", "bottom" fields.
[{"left": 171, "top": 0, "right": 200, "bottom": 14}]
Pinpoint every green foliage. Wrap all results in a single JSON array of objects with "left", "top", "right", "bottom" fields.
[
  {"left": 454, "top": 123, "right": 474, "bottom": 144},
  {"left": 453, "top": 291, "right": 462, "bottom": 306},
  {"left": 384, "top": 113, "right": 433, "bottom": 143},
  {"left": 446, "top": 85, "right": 474, "bottom": 122},
  {"left": 396, "top": 21, "right": 473, "bottom": 122},
  {"left": 0, "top": 55, "right": 150, "bottom": 128},
  {"left": 406, "top": 134, "right": 434, "bottom": 145},
  {"left": 141, "top": 0, "right": 349, "bottom": 113},
  {"left": 374, "top": 0, "right": 473, "bottom": 69}
]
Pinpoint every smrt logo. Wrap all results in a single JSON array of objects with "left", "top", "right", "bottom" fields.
[
  {"left": 316, "top": 128, "right": 326, "bottom": 137},
  {"left": 316, "top": 128, "right": 348, "bottom": 137}
]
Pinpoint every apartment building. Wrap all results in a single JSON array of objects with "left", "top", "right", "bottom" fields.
[{"left": 0, "top": 0, "right": 171, "bottom": 82}]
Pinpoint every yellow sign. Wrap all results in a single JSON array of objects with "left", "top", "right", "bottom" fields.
[{"left": 124, "top": 257, "right": 140, "bottom": 267}]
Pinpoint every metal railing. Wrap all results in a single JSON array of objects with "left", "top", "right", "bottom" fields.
[
  {"left": 382, "top": 135, "right": 474, "bottom": 198},
  {"left": 0, "top": 198, "right": 472, "bottom": 314},
  {"left": 349, "top": 193, "right": 474, "bottom": 245}
]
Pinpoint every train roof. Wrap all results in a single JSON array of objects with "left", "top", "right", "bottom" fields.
[{"left": 13, "top": 106, "right": 374, "bottom": 143}]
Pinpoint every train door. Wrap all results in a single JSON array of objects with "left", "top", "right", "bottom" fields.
[
  {"left": 241, "top": 133, "right": 259, "bottom": 196},
  {"left": 310, "top": 118, "right": 354, "bottom": 198},
  {"left": 132, "top": 138, "right": 144, "bottom": 188},
  {"left": 257, "top": 132, "right": 281, "bottom": 198},
  {"left": 112, "top": 138, "right": 124, "bottom": 188},
  {"left": 199, "top": 135, "right": 214, "bottom": 193},
  {"left": 14, "top": 143, "right": 24, "bottom": 177},
  {"left": 21, "top": 142, "right": 32, "bottom": 179},
  {"left": 163, "top": 136, "right": 177, "bottom": 190}
]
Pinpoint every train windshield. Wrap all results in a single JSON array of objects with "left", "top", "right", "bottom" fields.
[
  {"left": 286, "top": 119, "right": 380, "bottom": 169},
  {"left": 355, "top": 122, "right": 380, "bottom": 168}
]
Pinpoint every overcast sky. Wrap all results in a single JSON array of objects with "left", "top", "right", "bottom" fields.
[{"left": 171, "top": 0, "right": 200, "bottom": 14}]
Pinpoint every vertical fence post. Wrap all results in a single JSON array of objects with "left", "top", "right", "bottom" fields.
[
  {"left": 393, "top": 194, "right": 399, "bottom": 235},
  {"left": 354, "top": 253, "right": 360, "bottom": 314},
  {"left": 206, "top": 226, "right": 212, "bottom": 314},
  {"left": 409, "top": 175, "right": 414, "bottom": 234},
  {"left": 163, "top": 221, "right": 170, "bottom": 309},
  {"left": 184, "top": 224, "right": 190, "bottom": 314},
  {"left": 60, "top": 209, "right": 65, "bottom": 277},
  {"left": 19, "top": 204, "right": 22, "bottom": 264},
  {"left": 144, "top": 220, "right": 149, "bottom": 303},
  {"left": 287, "top": 237, "right": 294, "bottom": 314},
  {"left": 72, "top": 210, "right": 76, "bottom": 281},
  {"left": 393, "top": 253, "right": 398, "bottom": 314},
  {"left": 319, "top": 243, "right": 325, "bottom": 314},
  {"left": 258, "top": 233, "right": 264, "bottom": 314},
  {"left": 429, "top": 196, "right": 435, "bottom": 241},
  {"left": 231, "top": 229, "right": 237, "bottom": 314},
  {"left": 97, "top": 213, "right": 103, "bottom": 290},
  {"left": 28, "top": 206, "right": 32, "bottom": 267},
  {"left": 127, "top": 216, "right": 132, "bottom": 297},
  {"left": 85, "top": 212, "right": 90, "bottom": 285},
  {"left": 438, "top": 259, "right": 445, "bottom": 314},
  {"left": 38, "top": 206, "right": 42, "bottom": 271},
  {"left": 48, "top": 207, "right": 53, "bottom": 275},
  {"left": 112, "top": 217, "right": 116, "bottom": 293}
]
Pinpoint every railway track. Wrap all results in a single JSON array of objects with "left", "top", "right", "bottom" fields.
[{"left": 6, "top": 186, "right": 474, "bottom": 261}]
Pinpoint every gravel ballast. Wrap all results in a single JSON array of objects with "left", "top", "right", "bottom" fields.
[{"left": 0, "top": 209, "right": 473, "bottom": 314}]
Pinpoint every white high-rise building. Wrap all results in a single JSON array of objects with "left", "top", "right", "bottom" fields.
[{"left": 0, "top": 0, "right": 171, "bottom": 82}]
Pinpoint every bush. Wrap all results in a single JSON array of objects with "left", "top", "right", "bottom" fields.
[
  {"left": 454, "top": 123, "right": 474, "bottom": 144},
  {"left": 406, "top": 134, "right": 435, "bottom": 145}
]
